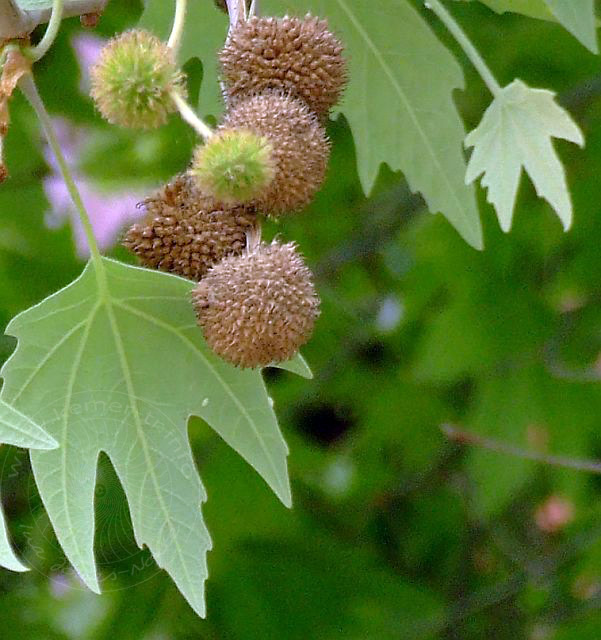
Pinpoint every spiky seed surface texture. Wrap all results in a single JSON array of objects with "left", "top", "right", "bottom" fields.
[
  {"left": 123, "top": 174, "right": 257, "bottom": 281},
  {"left": 192, "top": 242, "right": 320, "bottom": 368},
  {"left": 222, "top": 91, "right": 330, "bottom": 216},
  {"left": 220, "top": 14, "right": 347, "bottom": 117},
  {"left": 90, "top": 29, "right": 186, "bottom": 130},
  {"left": 190, "top": 129, "right": 276, "bottom": 205}
]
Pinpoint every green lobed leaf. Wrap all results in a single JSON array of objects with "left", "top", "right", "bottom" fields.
[
  {"left": 468, "top": 0, "right": 598, "bottom": 52},
  {"left": 138, "top": 0, "right": 228, "bottom": 117},
  {"left": 0, "top": 400, "right": 57, "bottom": 573},
  {"left": 263, "top": 0, "right": 482, "bottom": 249},
  {"left": 0, "top": 257, "right": 295, "bottom": 617},
  {"left": 465, "top": 79, "right": 584, "bottom": 232}
]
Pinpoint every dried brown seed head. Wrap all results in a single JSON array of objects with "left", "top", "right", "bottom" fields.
[
  {"left": 123, "top": 174, "right": 257, "bottom": 281},
  {"left": 192, "top": 241, "right": 320, "bottom": 368},
  {"left": 221, "top": 91, "right": 330, "bottom": 216},
  {"left": 220, "top": 14, "right": 347, "bottom": 116}
]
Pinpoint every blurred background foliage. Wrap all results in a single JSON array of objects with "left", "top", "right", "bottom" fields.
[{"left": 1, "top": 0, "right": 601, "bottom": 638}]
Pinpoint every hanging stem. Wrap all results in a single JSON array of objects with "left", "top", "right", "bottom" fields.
[
  {"left": 425, "top": 0, "right": 502, "bottom": 97},
  {"left": 245, "top": 222, "right": 262, "bottom": 253},
  {"left": 225, "top": 0, "right": 246, "bottom": 29},
  {"left": 19, "top": 73, "right": 103, "bottom": 266},
  {"left": 167, "top": 0, "right": 187, "bottom": 53},
  {"left": 170, "top": 90, "right": 213, "bottom": 139},
  {"left": 29, "top": 0, "right": 64, "bottom": 62}
]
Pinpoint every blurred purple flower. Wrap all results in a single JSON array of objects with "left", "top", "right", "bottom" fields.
[
  {"left": 72, "top": 32, "right": 104, "bottom": 92},
  {"left": 42, "top": 35, "right": 145, "bottom": 258},
  {"left": 49, "top": 572, "right": 71, "bottom": 599}
]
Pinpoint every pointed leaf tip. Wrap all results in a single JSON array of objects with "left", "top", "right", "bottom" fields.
[
  {"left": 273, "top": 353, "right": 313, "bottom": 379},
  {"left": 0, "top": 503, "right": 28, "bottom": 572}
]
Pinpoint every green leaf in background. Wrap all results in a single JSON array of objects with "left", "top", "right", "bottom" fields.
[
  {"left": 465, "top": 79, "right": 584, "bottom": 231},
  {"left": 0, "top": 400, "right": 57, "bottom": 573},
  {"left": 138, "top": 0, "right": 228, "bottom": 117},
  {"left": 465, "top": 365, "right": 601, "bottom": 515},
  {"left": 262, "top": 0, "right": 482, "bottom": 249},
  {"left": 0, "top": 257, "right": 294, "bottom": 617},
  {"left": 470, "top": 0, "right": 598, "bottom": 53}
]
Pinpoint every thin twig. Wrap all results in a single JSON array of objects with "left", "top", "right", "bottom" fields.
[{"left": 442, "top": 423, "right": 601, "bottom": 474}]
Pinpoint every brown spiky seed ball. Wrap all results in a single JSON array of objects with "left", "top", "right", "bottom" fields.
[
  {"left": 123, "top": 174, "right": 257, "bottom": 281},
  {"left": 192, "top": 242, "right": 320, "bottom": 368},
  {"left": 220, "top": 14, "right": 347, "bottom": 116},
  {"left": 221, "top": 92, "right": 330, "bottom": 216}
]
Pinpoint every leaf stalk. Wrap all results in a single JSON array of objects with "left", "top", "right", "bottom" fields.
[
  {"left": 426, "top": 0, "right": 501, "bottom": 97},
  {"left": 29, "top": 0, "right": 64, "bottom": 61},
  {"left": 18, "top": 73, "right": 104, "bottom": 268}
]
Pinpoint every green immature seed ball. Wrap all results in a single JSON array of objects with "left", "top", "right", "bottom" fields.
[
  {"left": 90, "top": 29, "right": 186, "bottom": 129},
  {"left": 222, "top": 92, "right": 330, "bottom": 216},
  {"left": 190, "top": 129, "right": 276, "bottom": 205}
]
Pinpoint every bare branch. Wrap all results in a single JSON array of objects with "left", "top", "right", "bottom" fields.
[
  {"left": 0, "top": 0, "right": 108, "bottom": 40},
  {"left": 441, "top": 423, "right": 601, "bottom": 475}
]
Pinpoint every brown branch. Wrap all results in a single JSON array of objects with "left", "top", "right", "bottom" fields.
[{"left": 441, "top": 423, "right": 601, "bottom": 474}]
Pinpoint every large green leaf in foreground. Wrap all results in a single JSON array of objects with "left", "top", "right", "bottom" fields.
[
  {"left": 265, "top": 0, "right": 482, "bottom": 248},
  {"left": 0, "top": 400, "right": 57, "bottom": 572},
  {"left": 0, "top": 257, "right": 301, "bottom": 616}
]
